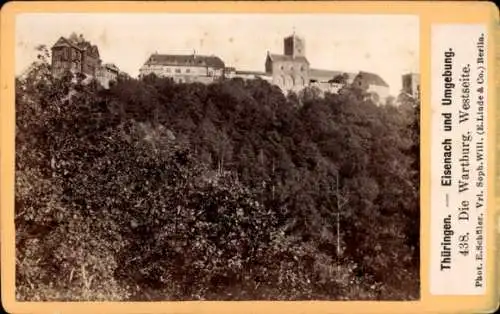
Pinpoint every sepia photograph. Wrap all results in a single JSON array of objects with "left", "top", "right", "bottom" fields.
[{"left": 14, "top": 12, "right": 421, "bottom": 301}]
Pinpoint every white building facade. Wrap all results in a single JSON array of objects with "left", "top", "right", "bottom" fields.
[{"left": 139, "top": 53, "right": 225, "bottom": 84}]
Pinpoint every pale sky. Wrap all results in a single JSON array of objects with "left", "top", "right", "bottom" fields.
[{"left": 16, "top": 13, "right": 419, "bottom": 95}]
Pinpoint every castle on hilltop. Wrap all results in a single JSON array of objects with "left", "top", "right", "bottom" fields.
[
  {"left": 48, "top": 32, "right": 418, "bottom": 104},
  {"left": 139, "top": 53, "right": 226, "bottom": 85},
  {"left": 50, "top": 33, "right": 121, "bottom": 88},
  {"left": 139, "top": 33, "right": 393, "bottom": 105}
]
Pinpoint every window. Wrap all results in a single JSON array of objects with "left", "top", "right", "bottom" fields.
[
  {"left": 61, "top": 49, "right": 69, "bottom": 61},
  {"left": 301, "top": 66, "right": 304, "bottom": 71},
  {"left": 290, "top": 66, "right": 294, "bottom": 71},
  {"left": 166, "top": 68, "right": 171, "bottom": 73},
  {"left": 186, "top": 68, "right": 191, "bottom": 73},
  {"left": 280, "top": 66, "right": 284, "bottom": 70},
  {"left": 175, "top": 68, "right": 181, "bottom": 73}
]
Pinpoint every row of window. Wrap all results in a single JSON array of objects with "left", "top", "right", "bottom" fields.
[
  {"left": 147, "top": 67, "right": 221, "bottom": 75},
  {"left": 54, "top": 50, "right": 80, "bottom": 62},
  {"left": 276, "top": 75, "right": 306, "bottom": 87},
  {"left": 279, "top": 65, "right": 306, "bottom": 71},
  {"left": 53, "top": 49, "right": 101, "bottom": 64},
  {"left": 147, "top": 66, "right": 194, "bottom": 74}
]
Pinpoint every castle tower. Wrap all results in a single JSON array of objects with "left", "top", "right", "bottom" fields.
[
  {"left": 402, "top": 73, "right": 420, "bottom": 98},
  {"left": 284, "top": 32, "right": 305, "bottom": 58}
]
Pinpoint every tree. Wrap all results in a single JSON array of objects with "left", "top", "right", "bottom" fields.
[
  {"left": 329, "top": 73, "right": 349, "bottom": 85},
  {"left": 16, "top": 50, "right": 420, "bottom": 301}
]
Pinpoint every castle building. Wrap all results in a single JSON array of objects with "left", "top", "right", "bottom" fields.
[
  {"left": 223, "top": 67, "right": 237, "bottom": 78},
  {"left": 134, "top": 33, "right": 392, "bottom": 105},
  {"left": 263, "top": 33, "right": 390, "bottom": 104},
  {"left": 96, "top": 63, "right": 120, "bottom": 88},
  {"left": 51, "top": 33, "right": 120, "bottom": 89},
  {"left": 402, "top": 72, "right": 420, "bottom": 99},
  {"left": 309, "top": 69, "right": 357, "bottom": 94},
  {"left": 232, "top": 70, "right": 272, "bottom": 83},
  {"left": 352, "top": 71, "right": 390, "bottom": 104},
  {"left": 51, "top": 33, "right": 101, "bottom": 78},
  {"left": 265, "top": 34, "right": 310, "bottom": 92},
  {"left": 138, "top": 52, "right": 225, "bottom": 84}
]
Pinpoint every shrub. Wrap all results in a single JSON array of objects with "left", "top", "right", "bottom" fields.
[{"left": 16, "top": 59, "right": 420, "bottom": 300}]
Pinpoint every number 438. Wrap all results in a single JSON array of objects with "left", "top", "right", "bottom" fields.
[{"left": 459, "top": 233, "right": 469, "bottom": 256}]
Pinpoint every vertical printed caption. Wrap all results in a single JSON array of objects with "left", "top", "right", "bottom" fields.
[{"left": 430, "top": 24, "right": 487, "bottom": 295}]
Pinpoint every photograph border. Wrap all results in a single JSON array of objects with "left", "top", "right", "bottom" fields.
[{"left": 1, "top": 1, "right": 498, "bottom": 313}]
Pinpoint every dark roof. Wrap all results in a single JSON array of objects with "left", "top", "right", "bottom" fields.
[
  {"left": 76, "top": 41, "right": 99, "bottom": 57},
  {"left": 51, "top": 36, "right": 100, "bottom": 57},
  {"left": 267, "top": 53, "right": 309, "bottom": 64},
  {"left": 145, "top": 54, "right": 225, "bottom": 68},
  {"left": 51, "top": 37, "right": 79, "bottom": 50},
  {"left": 355, "top": 71, "right": 389, "bottom": 87}
]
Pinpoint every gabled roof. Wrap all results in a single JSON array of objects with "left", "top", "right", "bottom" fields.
[
  {"left": 354, "top": 71, "right": 389, "bottom": 87},
  {"left": 144, "top": 54, "right": 225, "bottom": 68},
  {"left": 51, "top": 36, "right": 100, "bottom": 57},
  {"left": 77, "top": 42, "right": 100, "bottom": 57},
  {"left": 51, "top": 37, "right": 79, "bottom": 50},
  {"left": 267, "top": 53, "right": 310, "bottom": 65}
]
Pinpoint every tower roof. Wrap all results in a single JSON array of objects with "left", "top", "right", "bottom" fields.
[
  {"left": 51, "top": 35, "right": 100, "bottom": 57},
  {"left": 51, "top": 36, "right": 80, "bottom": 50}
]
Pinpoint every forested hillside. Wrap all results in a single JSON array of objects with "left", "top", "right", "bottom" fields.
[{"left": 15, "top": 53, "right": 420, "bottom": 301}]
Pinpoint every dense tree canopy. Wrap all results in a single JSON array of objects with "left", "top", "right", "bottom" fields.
[{"left": 15, "top": 57, "right": 420, "bottom": 301}]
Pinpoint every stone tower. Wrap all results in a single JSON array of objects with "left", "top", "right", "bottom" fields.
[
  {"left": 402, "top": 73, "right": 420, "bottom": 98},
  {"left": 284, "top": 33, "right": 305, "bottom": 58}
]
